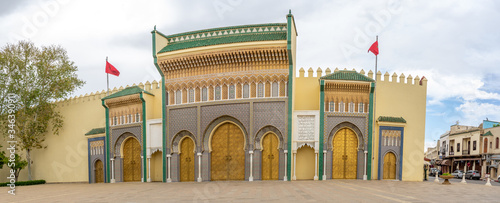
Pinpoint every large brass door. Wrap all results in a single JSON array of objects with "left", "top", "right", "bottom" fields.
[
  {"left": 180, "top": 137, "right": 195, "bottom": 182},
  {"left": 383, "top": 152, "right": 396, "bottom": 179},
  {"left": 123, "top": 138, "right": 141, "bottom": 182},
  {"left": 95, "top": 160, "right": 104, "bottom": 183},
  {"left": 211, "top": 123, "right": 245, "bottom": 181},
  {"left": 332, "top": 128, "right": 358, "bottom": 179},
  {"left": 262, "top": 133, "right": 279, "bottom": 180}
]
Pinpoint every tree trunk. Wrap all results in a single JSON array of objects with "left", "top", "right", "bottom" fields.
[{"left": 27, "top": 149, "right": 32, "bottom": 181}]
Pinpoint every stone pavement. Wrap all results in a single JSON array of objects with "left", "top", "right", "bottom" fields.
[{"left": 2, "top": 179, "right": 500, "bottom": 203}]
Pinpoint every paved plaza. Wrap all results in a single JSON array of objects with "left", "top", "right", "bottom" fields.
[{"left": 3, "top": 179, "right": 500, "bottom": 203}]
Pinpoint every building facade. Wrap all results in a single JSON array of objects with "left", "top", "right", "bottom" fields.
[{"left": 0, "top": 12, "right": 428, "bottom": 183}]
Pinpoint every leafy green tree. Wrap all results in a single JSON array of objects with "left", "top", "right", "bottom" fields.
[
  {"left": 0, "top": 41, "right": 85, "bottom": 180},
  {"left": 1, "top": 153, "right": 28, "bottom": 182}
]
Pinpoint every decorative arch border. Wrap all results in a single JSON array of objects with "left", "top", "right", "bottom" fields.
[
  {"left": 114, "top": 132, "right": 141, "bottom": 157},
  {"left": 202, "top": 115, "right": 249, "bottom": 152},
  {"left": 254, "top": 125, "right": 284, "bottom": 151},
  {"left": 378, "top": 126, "right": 404, "bottom": 181},
  {"left": 171, "top": 130, "right": 197, "bottom": 154},
  {"left": 380, "top": 150, "right": 400, "bottom": 180},
  {"left": 327, "top": 122, "right": 365, "bottom": 151},
  {"left": 111, "top": 131, "right": 142, "bottom": 157}
]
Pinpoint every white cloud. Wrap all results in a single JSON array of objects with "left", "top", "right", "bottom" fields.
[{"left": 455, "top": 101, "right": 500, "bottom": 126}]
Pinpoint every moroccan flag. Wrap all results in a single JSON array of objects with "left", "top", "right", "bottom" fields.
[
  {"left": 368, "top": 41, "right": 379, "bottom": 55},
  {"left": 105, "top": 61, "right": 120, "bottom": 76}
]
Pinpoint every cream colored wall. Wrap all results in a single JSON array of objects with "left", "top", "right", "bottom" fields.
[
  {"left": 31, "top": 92, "right": 106, "bottom": 183},
  {"left": 449, "top": 131, "right": 480, "bottom": 156},
  {"left": 295, "top": 146, "right": 315, "bottom": 180},
  {"left": 373, "top": 72, "right": 427, "bottom": 181},
  {"left": 487, "top": 126, "right": 500, "bottom": 154}
]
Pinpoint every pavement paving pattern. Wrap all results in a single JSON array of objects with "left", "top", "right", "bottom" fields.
[{"left": 2, "top": 179, "right": 500, "bottom": 203}]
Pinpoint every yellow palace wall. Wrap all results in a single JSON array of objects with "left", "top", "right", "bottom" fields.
[
  {"left": 373, "top": 72, "right": 427, "bottom": 181},
  {"left": 292, "top": 68, "right": 321, "bottom": 179},
  {"left": 0, "top": 82, "right": 163, "bottom": 183}
]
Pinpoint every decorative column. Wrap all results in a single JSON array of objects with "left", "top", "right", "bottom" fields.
[
  {"left": 284, "top": 150, "right": 288, "bottom": 181},
  {"left": 110, "top": 158, "right": 115, "bottom": 183},
  {"left": 292, "top": 151, "right": 297, "bottom": 180},
  {"left": 197, "top": 152, "right": 202, "bottom": 182},
  {"left": 322, "top": 150, "right": 327, "bottom": 181},
  {"left": 314, "top": 152, "right": 318, "bottom": 180},
  {"left": 363, "top": 151, "right": 368, "bottom": 180},
  {"left": 249, "top": 150, "right": 254, "bottom": 181},
  {"left": 472, "top": 161, "right": 476, "bottom": 171},
  {"left": 147, "top": 155, "right": 151, "bottom": 182},
  {"left": 141, "top": 156, "right": 144, "bottom": 182},
  {"left": 461, "top": 162, "right": 467, "bottom": 184},
  {"left": 166, "top": 154, "right": 172, "bottom": 182}
]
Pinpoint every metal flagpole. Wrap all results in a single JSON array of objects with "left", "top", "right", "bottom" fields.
[
  {"left": 106, "top": 56, "right": 109, "bottom": 96},
  {"left": 375, "top": 35, "right": 378, "bottom": 76},
  {"left": 372, "top": 35, "right": 378, "bottom": 179}
]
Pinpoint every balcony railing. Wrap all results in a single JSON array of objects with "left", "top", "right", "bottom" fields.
[
  {"left": 462, "top": 149, "right": 469, "bottom": 155},
  {"left": 449, "top": 151, "right": 454, "bottom": 156}
]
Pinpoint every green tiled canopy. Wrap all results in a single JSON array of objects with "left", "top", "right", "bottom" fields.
[
  {"left": 158, "top": 23, "right": 287, "bottom": 53},
  {"left": 378, "top": 116, "right": 407, "bottom": 123},
  {"left": 85, "top": 127, "right": 105, "bottom": 136},
  {"left": 102, "top": 86, "right": 153, "bottom": 100},
  {"left": 320, "top": 70, "right": 374, "bottom": 82}
]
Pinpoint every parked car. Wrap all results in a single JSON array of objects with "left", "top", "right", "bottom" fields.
[
  {"left": 429, "top": 168, "right": 442, "bottom": 176},
  {"left": 464, "top": 170, "right": 480, "bottom": 180},
  {"left": 451, "top": 170, "right": 464, "bottom": 178},
  {"left": 498, "top": 174, "right": 500, "bottom": 182}
]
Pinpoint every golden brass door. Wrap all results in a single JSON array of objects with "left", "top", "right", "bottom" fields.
[
  {"left": 332, "top": 128, "right": 358, "bottom": 179},
  {"left": 180, "top": 137, "right": 195, "bottom": 182},
  {"left": 211, "top": 123, "right": 245, "bottom": 181},
  {"left": 95, "top": 160, "right": 104, "bottom": 183},
  {"left": 123, "top": 138, "right": 141, "bottom": 182},
  {"left": 383, "top": 152, "right": 396, "bottom": 179},
  {"left": 262, "top": 133, "right": 279, "bottom": 180}
]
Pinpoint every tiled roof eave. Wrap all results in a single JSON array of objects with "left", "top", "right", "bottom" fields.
[{"left": 159, "top": 32, "right": 287, "bottom": 53}]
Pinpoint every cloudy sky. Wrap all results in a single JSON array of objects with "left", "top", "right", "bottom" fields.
[{"left": 1, "top": 0, "right": 499, "bottom": 150}]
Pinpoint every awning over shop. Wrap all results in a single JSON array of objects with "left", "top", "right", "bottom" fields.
[
  {"left": 487, "top": 165, "right": 498, "bottom": 169},
  {"left": 424, "top": 161, "right": 431, "bottom": 165},
  {"left": 440, "top": 160, "right": 451, "bottom": 166},
  {"left": 435, "top": 160, "right": 442, "bottom": 165},
  {"left": 453, "top": 158, "right": 482, "bottom": 162}
]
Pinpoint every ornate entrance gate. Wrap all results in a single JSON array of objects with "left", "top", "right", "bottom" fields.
[
  {"left": 262, "top": 133, "right": 279, "bottom": 180},
  {"left": 332, "top": 128, "right": 358, "bottom": 179},
  {"left": 383, "top": 152, "right": 396, "bottom": 179},
  {"left": 95, "top": 160, "right": 104, "bottom": 183},
  {"left": 123, "top": 138, "right": 141, "bottom": 182},
  {"left": 180, "top": 137, "right": 195, "bottom": 181},
  {"left": 211, "top": 123, "right": 245, "bottom": 181}
]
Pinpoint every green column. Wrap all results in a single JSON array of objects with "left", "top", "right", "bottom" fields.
[
  {"left": 140, "top": 93, "right": 147, "bottom": 182},
  {"left": 102, "top": 100, "right": 110, "bottom": 183},
  {"left": 319, "top": 80, "right": 325, "bottom": 180},
  {"left": 367, "top": 82, "right": 375, "bottom": 180},
  {"left": 286, "top": 11, "right": 294, "bottom": 181}
]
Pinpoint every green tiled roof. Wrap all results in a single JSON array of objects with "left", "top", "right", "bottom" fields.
[
  {"left": 159, "top": 32, "right": 286, "bottom": 53},
  {"left": 378, "top": 116, "right": 407, "bottom": 123},
  {"left": 320, "top": 70, "right": 374, "bottom": 82},
  {"left": 102, "top": 86, "right": 154, "bottom": 100},
  {"left": 165, "top": 23, "right": 286, "bottom": 39},
  {"left": 483, "top": 131, "right": 493, "bottom": 136},
  {"left": 85, "top": 127, "right": 105, "bottom": 136}
]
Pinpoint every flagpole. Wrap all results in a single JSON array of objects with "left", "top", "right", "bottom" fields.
[
  {"left": 106, "top": 56, "right": 109, "bottom": 96},
  {"left": 375, "top": 35, "right": 378, "bottom": 76},
  {"left": 372, "top": 35, "right": 378, "bottom": 180}
]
